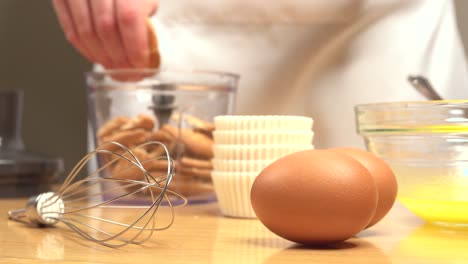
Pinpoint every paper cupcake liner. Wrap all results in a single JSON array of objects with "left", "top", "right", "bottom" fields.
[
  {"left": 213, "top": 131, "right": 314, "bottom": 145},
  {"left": 213, "top": 144, "right": 314, "bottom": 160},
  {"left": 212, "top": 159, "right": 275, "bottom": 172},
  {"left": 211, "top": 171, "right": 259, "bottom": 218},
  {"left": 214, "top": 115, "right": 313, "bottom": 131}
]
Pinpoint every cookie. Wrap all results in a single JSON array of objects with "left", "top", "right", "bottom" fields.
[
  {"left": 176, "top": 166, "right": 212, "bottom": 180},
  {"left": 150, "top": 126, "right": 177, "bottom": 142},
  {"left": 110, "top": 148, "right": 172, "bottom": 181},
  {"left": 171, "top": 113, "right": 216, "bottom": 134},
  {"left": 99, "top": 129, "right": 149, "bottom": 152},
  {"left": 157, "top": 124, "right": 214, "bottom": 159},
  {"left": 120, "top": 114, "right": 155, "bottom": 131},
  {"left": 179, "top": 157, "right": 213, "bottom": 170},
  {"left": 146, "top": 18, "right": 160, "bottom": 68},
  {"left": 97, "top": 116, "right": 130, "bottom": 138},
  {"left": 181, "top": 129, "right": 214, "bottom": 159}
]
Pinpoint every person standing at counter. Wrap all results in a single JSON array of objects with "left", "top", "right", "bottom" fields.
[{"left": 52, "top": 0, "right": 468, "bottom": 148}]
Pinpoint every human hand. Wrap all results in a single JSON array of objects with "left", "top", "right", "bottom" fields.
[{"left": 52, "top": 0, "right": 159, "bottom": 69}]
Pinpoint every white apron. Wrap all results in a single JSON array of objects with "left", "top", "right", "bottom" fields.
[{"left": 152, "top": 0, "right": 468, "bottom": 148}]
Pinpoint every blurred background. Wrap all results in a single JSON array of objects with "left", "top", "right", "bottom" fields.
[{"left": 0, "top": 1, "right": 467, "bottom": 175}]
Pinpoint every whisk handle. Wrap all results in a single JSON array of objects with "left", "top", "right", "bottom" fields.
[
  {"left": 7, "top": 192, "right": 64, "bottom": 227},
  {"left": 8, "top": 208, "right": 27, "bottom": 221}
]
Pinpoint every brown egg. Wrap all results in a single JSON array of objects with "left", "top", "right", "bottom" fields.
[
  {"left": 332, "top": 147, "right": 398, "bottom": 228},
  {"left": 250, "top": 149, "right": 378, "bottom": 245}
]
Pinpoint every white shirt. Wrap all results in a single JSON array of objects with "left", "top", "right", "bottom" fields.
[{"left": 152, "top": 0, "right": 468, "bottom": 148}]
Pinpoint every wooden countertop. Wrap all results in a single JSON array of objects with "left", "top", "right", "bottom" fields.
[{"left": 1, "top": 198, "right": 468, "bottom": 264}]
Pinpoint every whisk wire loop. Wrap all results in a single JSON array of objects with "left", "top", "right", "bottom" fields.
[{"left": 8, "top": 141, "right": 186, "bottom": 248}]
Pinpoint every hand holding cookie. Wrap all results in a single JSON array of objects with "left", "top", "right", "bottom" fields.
[{"left": 52, "top": 0, "right": 159, "bottom": 70}]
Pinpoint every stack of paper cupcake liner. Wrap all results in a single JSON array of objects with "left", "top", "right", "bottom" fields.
[{"left": 211, "top": 115, "right": 314, "bottom": 218}]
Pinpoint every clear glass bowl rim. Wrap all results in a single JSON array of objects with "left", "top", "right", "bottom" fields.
[
  {"left": 86, "top": 68, "right": 240, "bottom": 93},
  {"left": 355, "top": 100, "right": 468, "bottom": 134},
  {"left": 355, "top": 100, "right": 468, "bottom": 110}
]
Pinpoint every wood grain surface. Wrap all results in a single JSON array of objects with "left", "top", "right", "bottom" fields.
[{"left": 1, "top": 199, "right": 467, "bottom": 264}]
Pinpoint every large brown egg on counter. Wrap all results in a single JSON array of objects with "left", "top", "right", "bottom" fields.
[
  {"left": 250, "top": 149, "right": 378, "bottom": 245},
  {"left": 331, "top": 147, "right": 398, "bottom": 228}
]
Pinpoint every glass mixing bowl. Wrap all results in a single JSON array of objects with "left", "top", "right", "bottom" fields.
[
  {"left": 87, "top": 69, "right": 238, "bottom": 204},
  {"left": 356, "top": 100, "right": 468, "bottom": 227}
]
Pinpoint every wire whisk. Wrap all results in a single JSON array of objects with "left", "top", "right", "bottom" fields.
[{"left": 8, "top": 141, "right": 186, "bottom": 248}]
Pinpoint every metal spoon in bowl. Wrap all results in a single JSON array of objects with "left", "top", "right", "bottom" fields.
[{"left": 407, "top": 75, "right": 443, "bottom": 100}]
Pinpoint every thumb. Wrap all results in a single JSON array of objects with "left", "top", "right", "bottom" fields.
[{"left": 146, "top": 0, "right": 159, "bottom": 16}]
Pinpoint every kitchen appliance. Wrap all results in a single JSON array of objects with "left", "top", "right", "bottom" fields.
[{"left": 0, "top": 90, "right": 63, "bottom": 197}]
